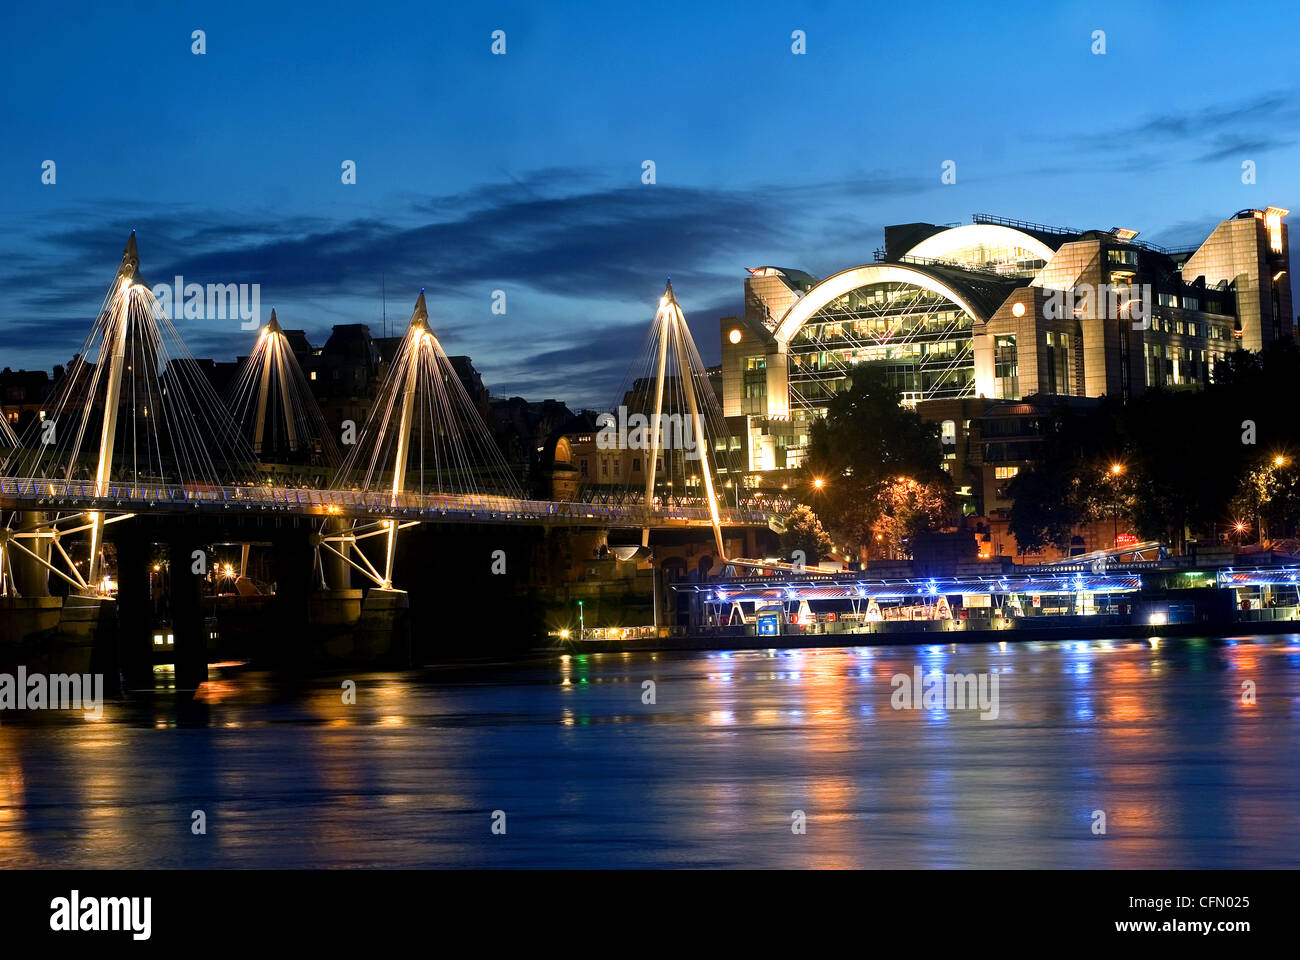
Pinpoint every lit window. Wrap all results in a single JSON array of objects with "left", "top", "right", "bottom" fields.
[{"left": 1266, "top": 206, "right": 1288, "bottom": 253}]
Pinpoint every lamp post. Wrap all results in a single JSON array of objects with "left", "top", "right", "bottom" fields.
[
  {"left": 578, "top": 599, "right": 584, "bottom": 640},
  {"left": 1108, "top": 463, "right": 1125, "bottom": 549},
  {"left": 1262, "top": 455, "right": 1288, "bottom": 544}
]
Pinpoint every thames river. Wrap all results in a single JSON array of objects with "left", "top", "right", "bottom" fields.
[{"left": 2, "top": 635, "right": 1299, "bottom": 868}]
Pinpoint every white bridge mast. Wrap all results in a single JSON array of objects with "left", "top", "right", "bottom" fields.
[
  {"left": 639, "top": 281, "right": 727, "bottom": 558},
  {"left": 87, "top": 234, "right": 140, "bottom": 589}
]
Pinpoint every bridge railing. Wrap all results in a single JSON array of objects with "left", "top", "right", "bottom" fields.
[{"left": 0, "top": 477, "right": 773, "bottom": 525}]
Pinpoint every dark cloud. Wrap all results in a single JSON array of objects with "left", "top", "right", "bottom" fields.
[
  {"left": 0, "top": 167, "right": 930, "bottom": 407},
  {"left": 1114, "top": 91, "right": 1300, "bottom": 164},
  {"left": 1197, "top": 137, "right": 1295, "bottom": 163},
  {"left": 1011, "top": 91, "right": 1300, "bottom": 182},
  {"left": 0, "top": 317, "right": 91, "bottom": 358},
  {"left": 1133, "top": 93, "right": 1297, "bottom": 140}
]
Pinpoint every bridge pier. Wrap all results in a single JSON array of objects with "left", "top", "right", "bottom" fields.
[
  {"left": 113, "top": 530, "right": 152, "bottom": 690},
  {"left": 321, "top": 518, "right": 352, "bottom": 590},
  {"left": 303, "top": 518, "right": 367, "bottom": 661},
  {"left": 0, "top": 512, "right": 117, "bottom": 679},
  {"left": 0, "top": 593, "right": 62, "bottom": 653},
  {"left": 51, "top": 594, "right": 113, "bottom": 677},
  {"left": 11, "top": 512, "right": 52, "bottom": 597},
  {"left": 265, "top": 527, "right": 316, "bottom": 670},
  {"left": 355, "top": 588, "right": 410, "bottom": 666},
  {"left": 307, "top": 586, "right": 364, "bottom": 660},
  {"left": 168, "top": 531, "right": 209, "bottom": 690},
  {"left": 0, "top": 514, "right": 61, "bottom": 668}
]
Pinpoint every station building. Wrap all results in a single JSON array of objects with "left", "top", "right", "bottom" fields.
[{"left": 720, "top": 208, "right": 1293, "bottom": 485}]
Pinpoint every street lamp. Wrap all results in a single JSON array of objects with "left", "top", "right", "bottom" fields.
[
  {"left": 724, "top": 479, "right": 739, "bottom": 510},
  {"left": 577, "top": 599, "right": 584, "bottom": 640},
  {"left": 1108, "top": 463, "right": 1125, "bottom": 548},
  {"left": 812, "top": 476, "right": 825, "bottom": 490},
  {"left": 1257, "top": 455, "right": 1289, "bottom": 543}
]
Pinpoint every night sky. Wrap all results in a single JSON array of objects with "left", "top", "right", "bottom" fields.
[{"left": 1, "top": 0, "right": 1297, "bottom": 408}]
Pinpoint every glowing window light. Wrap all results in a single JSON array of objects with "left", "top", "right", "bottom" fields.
[{"left": 1265, "top": 207, "right": 1288, "bottom": 254}]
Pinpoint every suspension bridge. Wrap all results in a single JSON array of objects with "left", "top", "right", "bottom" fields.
[{"left": 0, "top": 234, "right": 775, "bottom": 597}]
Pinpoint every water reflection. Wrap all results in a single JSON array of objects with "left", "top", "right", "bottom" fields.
[{"left": 1, "top": 635, "right": 1298, "bottom": 868}]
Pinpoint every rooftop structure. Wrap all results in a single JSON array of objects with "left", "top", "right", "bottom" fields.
[{"left": 721, "top": 207, "right": 1292, "bottom": 473}]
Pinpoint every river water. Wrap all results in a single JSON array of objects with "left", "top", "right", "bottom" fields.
[{"left": 2, "top": 634, "right": 1298, "bottom": 868}]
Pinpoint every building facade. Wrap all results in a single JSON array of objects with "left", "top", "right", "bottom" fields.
[{"left": 721, "top": 208, "right": 1292, "bottom": 475}]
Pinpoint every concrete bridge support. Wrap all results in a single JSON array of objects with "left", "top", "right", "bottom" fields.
[
  {"left": 168, "top": 531, "right": 209, "bottom": 690},
  {"left": 257, "top": 526, "right": 315, "bottom": 670},
  {"left": 321, "top": 518, "right": 352, "bottom": 591},
  {"left": 306, "top": 518, "right": 366, "bottom": 660},
  {"left": 0, "top": 514, "right": 61, "bottom": 665},
  {"left": 51, "top": 594, "right": 113, "bottom": 677},
  {"left": 113, "top": 530, "right": 152, "bottom": 690},
  {"left": 10, "top": 512, "right": 52, "bottom": 598},
  {"left": 1, "top": 513, "right": 119, "bottom": 679},
  {"left": 356, "top": 588, "right": 410, "bottom": 666}
]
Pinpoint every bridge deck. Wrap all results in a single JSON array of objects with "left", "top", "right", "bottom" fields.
[{"left": 0, "top": 477, "right": 773, "bottom": 528}]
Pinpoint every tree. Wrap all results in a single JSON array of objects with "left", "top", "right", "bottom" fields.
[
  {"left": 803, "top": 366, "right": 951, "bottom": 557},
  {"left": 806, "top": 366, "right": 945, "bottom": 489},
  {"left": 869, "top": 476, "right": 950, "bottom": 559},
  {"left": 1004, "top": 402, "right": 1118, "bottom": 553},
  {"left": 778, "top": 504, "right": 835, "bottom": 564},
  {"left": 1233, "top": 456, "right": 1300, "bottom": 544},
  {"left": 1004, "top": 345, "right": 1300, "bottom": 554},
  {"left": 1120, "top": 388, "right": 1242, "bottom": 550}
]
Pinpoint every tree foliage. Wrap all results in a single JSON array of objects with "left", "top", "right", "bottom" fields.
[
  {"left": 869, "top": 476, "right": 951, "bottom": 559},
  {"left": 778, "top": 503, "right": 835, "bottom": 563},
  {"left": 1008, "top": 342, "right": 1300, "bottom": 552},
  {"left": 803, "top": 366, "right": 953, "bottom": 557},
  {"left": 807, "top": 365, "right": 946, "bottom": 488}
]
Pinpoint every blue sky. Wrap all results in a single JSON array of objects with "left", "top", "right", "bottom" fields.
[{"left": 1, "top": 0, "right": 1297, "bottom": 407}]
